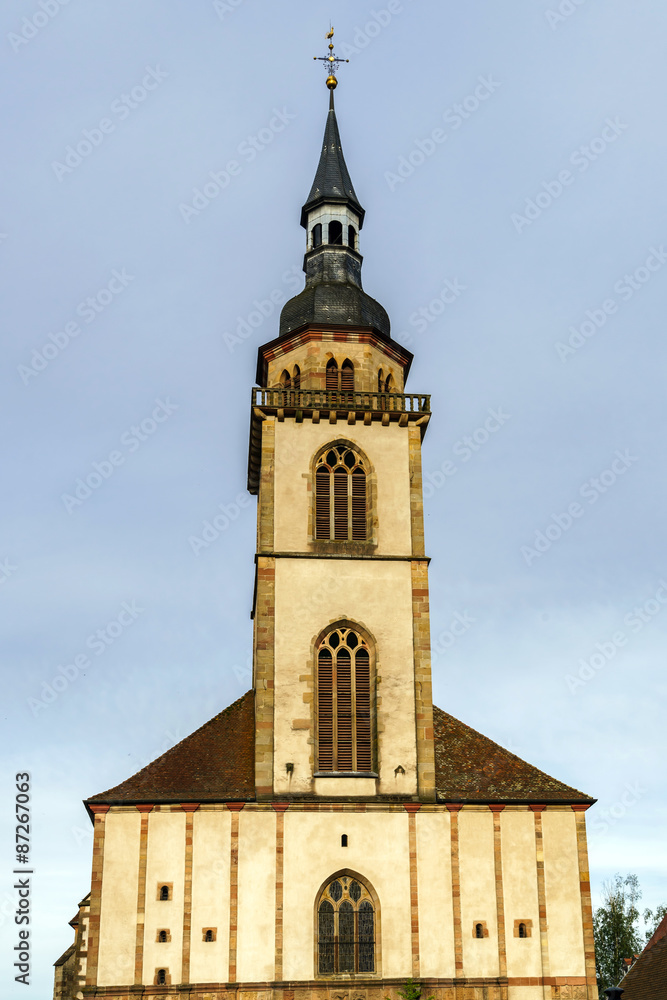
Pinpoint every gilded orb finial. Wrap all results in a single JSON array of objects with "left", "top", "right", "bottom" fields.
[{"left": 314, "top": 26, "right": 349, "bottom": 92}]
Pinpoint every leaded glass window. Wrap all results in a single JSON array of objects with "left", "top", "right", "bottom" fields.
[{"left": 317, "top": 876, "right": 376, "bottom": 975}]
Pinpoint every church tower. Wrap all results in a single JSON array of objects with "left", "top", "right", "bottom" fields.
[
  {"left": 54, "top": 42, "right": 598, "bottom": 1000},
  {"left": 248, "top": 75, "right": 434, "bottom": 805}
]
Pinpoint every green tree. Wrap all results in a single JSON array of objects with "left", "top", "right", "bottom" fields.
[
  {"left": 593, "top": 874, "right": 643, "bottom": 996},
  {"left": 395, "top": 980, "right": 434, "bottom": 1000},
  {"left": 643, "top": 903, "right": 667, "bottom": 943}
]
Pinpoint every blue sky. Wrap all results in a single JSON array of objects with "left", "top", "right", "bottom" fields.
[{"left": 1, "top": 1, "right": 666, "bottom": 995}]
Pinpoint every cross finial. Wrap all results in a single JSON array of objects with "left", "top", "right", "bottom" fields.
[{"left": 313, "top": 26, "right": 349, "bottom": 97}]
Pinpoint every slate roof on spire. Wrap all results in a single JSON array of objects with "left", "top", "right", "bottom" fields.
[{"left": 300, "top": 98, "right": 365, "bottom": 229}]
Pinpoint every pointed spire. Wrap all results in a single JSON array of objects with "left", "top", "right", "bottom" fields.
[{"left": 300, "top": 93, "right": 365, "bottom": 229}]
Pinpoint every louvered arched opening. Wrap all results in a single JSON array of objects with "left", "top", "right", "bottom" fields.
[
  {"left": 292, "top": 365, "right": 301, "bottom": 391},
  {"left": 385, "top": 373, "right": 393, "bottom": 393},
  {"left": 317, "top": 626, "right": 373, "bottom": 773},
  {"left": 280, "top": 368, "right": 291, "bottom": 389},
  {"left": 326, "top": 358, "right": 339, "bottom": 391},
  {"left": 314, "top": 446, "right": 367, "bottom": 542},
  {"left": 377, "top": 369, "right": 384, "bottom": 393},
  {"left": 340, "top": 359, "right": 354, "bottom": 391},
  {"left": 317, "top": 874, "right": 377, "bottom": 975}
]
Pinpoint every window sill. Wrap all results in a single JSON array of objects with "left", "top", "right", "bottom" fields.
[{"left": 314, "top": 772, "right": 378, "bottom": 779}]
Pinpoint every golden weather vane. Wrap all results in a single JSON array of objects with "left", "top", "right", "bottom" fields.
[{"left": 313, "top": 25, "right": 349, "bottom": 91}]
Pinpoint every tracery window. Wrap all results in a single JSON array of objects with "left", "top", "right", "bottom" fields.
[
  {"left": 315, "top": 446, "right": 367, "bottom": 542},
  {"left": 317, "top": 626, "right": 372, "bottom": 773},
  {"left": 317, "top": 875, "right": 375, "bottom": 975}
]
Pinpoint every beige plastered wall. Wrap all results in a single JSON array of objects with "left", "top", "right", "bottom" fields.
[
  {"left": 273, "top": 419, "right": 413, "bottom": 556},
  {"left": 97, "top": 809, "right": 141, "bottom": 986},
  {"left": 542, "top": 809, "right": 586, "bottom": 977},
  {"left": 189, "top": 808, "right": 232, "bottom": 984},
  {"left": 273, "top": 557, "right": 417, "bottom": 795},
  {"left": 459, "top": 808, "right": 500, "bottom": 979},
  {"left": 282, "top": 810, "right": 412, "bottom": 980},
  {"left": 142, "top": 809, "right": 186, "bottom": 984},
  {"left": 236, "top": 809, "right": 276, "bottom": 983},
  {"left": 416, "top": 810, "right": 456, "bottom": 979},
  {"left": 501, "top": 809, "right": 542, "bottom": 979}
]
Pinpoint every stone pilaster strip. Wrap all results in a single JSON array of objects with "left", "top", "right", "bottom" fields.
[
  {"left": 411, "top": 560, "right": 436, "bottom": 801},
  {"left": 490, "top": 805, "right": 507, "bottom": 978},
  {"left": 572, "top": 805, "right": 597, "bottom": 996},
  {"left": 273, "top": 803, "right": 289, "bottom": 980},
  {"left": 85, "top": 804, "right": 110, "bottom": 987},
  {"left": 254, "top": 556, "right": 276, "bottom": 798},
  {"left": 530, "top": 805, "right": 551, "bottom": 1000},
  {"left": 180, "top": 804, "right": 199, "bottom": 985},
  {"left": 404, "top": 803, "right": 421, "bottom": 977},
  {"left": 258, "top": 417, "right": 275, "bottom": 552},
  {"left": 227, "top": 803, "right": 245, "bottom": 983},
  {"left": 447, "top": 803, "right": 464, "bottom": 976},
  {"left": 133, "top": 805, "right": 153, "bottom": 984},
  {"left": 408, "top": 425, "right": 426, "bottom": 558}
]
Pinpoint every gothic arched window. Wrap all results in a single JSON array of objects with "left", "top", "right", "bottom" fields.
[
  {"left": 328, "top": 220, "right": 343, "bottom": 245},
  {"left": 341, "top": 359, "right": 354, "bottom": 391},
  {"left": 317, "top": 625, "right": 372, "bottom": 773},
  {"left": 317, "top": 875, "right": 376, "bottom": 975},
  {"left": 280, "top": 368, "right": 291, "bottom": 389},
  {"left": 384, "top": 373, "right": 393, "bottom": 393},
  {"left": 292, "top": 365, "right": 301, "bottom": 391},
  {"left": 315, "top": 446, "right": 367, "bottom": 542},
  {"left": 326, "top": 358, "right": 338, "bottom": 391}
]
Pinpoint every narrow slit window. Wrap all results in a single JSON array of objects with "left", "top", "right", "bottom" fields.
[
  {"left": 157, "top": 970, "right": 167, "bottom": 985},
  {"left": 158, "top": 930, "right": 167, "bottom": 943},
  {"left": 475, "top": 923, "right": 484, "bottom": 939},
  {"left": 312, "top": 223, "right": 322, "bottom": 248},
  {"left": 519, "top": 923, "right": 527, "bottom": 938},
  {"left": 292, "top": 365, "right": 301, "bottom": 391},
  {"left": 159, "top": 886, "right": 170, "bottom": 901}
]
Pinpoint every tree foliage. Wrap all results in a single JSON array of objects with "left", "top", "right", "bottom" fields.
[
  {"left": 643, "top": 903, "right": 667, "bottom": 943},
  {"left": 594, "top": 874, "right": 643, "bottom": 995}
]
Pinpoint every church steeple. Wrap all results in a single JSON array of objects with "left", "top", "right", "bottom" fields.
[
  {"left": 279, "top": 73, "right": 390, "bottom": 339},
  {"left": 299, "top": 90, "right": 365, "bottom": 230}
]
